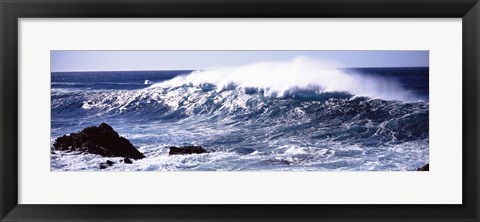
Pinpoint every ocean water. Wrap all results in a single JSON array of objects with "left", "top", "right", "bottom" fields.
[{"left": 51, "top": 60, "right": 429, "bottom": 171}]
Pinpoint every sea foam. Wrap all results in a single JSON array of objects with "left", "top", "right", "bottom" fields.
[{"left": 152, "top": 56, "right": 414, "bottom": 101}]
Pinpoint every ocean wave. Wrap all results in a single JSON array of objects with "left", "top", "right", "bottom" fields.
[
  {"left": 51, "top": 83, "right": 428, "bottom": 147},
  {"left": 152, "top": 56, "right": 416, "bottom": 101},
  {"left": 50, "top": 58, "right": 429, "bottom": 171}
]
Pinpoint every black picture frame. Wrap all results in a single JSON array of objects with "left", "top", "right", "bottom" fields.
[{"left": 1, "top": 0, "right": 479, "bottom": 221}]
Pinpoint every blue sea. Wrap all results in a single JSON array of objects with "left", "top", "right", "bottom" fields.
[{"left": 51, "top": 64, "right": 429, "bottom": 171}]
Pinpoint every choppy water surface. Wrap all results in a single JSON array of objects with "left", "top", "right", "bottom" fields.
[{"left": 51, "top": 58, "right": 428, "bottom": 171}]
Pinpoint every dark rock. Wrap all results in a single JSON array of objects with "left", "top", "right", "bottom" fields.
[
  {"left": 124, "top": 158, "right": 132, "bottom": 164},
  {"left": 53, "top": 123, "right": 145, "bottom": 159},
  {"left": 106, "top": 160, "right": 114, "bottom": 166},
  {"left": 417, "top": 164, "right": 429, "bottom": 171},
  {"left": 99, "top": 163, "right": 110, "bottom": 169},
  {"left": 169, "top": 146, "right": 208, "bottom": 155}
]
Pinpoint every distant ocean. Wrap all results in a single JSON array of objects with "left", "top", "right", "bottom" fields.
[{"left": 51, "top": 61, "right": 429, "bottom": 171}]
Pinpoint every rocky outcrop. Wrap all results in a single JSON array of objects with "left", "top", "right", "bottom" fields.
[
  {"left": 99, "top": 163, "right": 110, "bottom": 169},
  {"left": 123, "top": 158, "right": 133, "bottom": 164},
  {"left": 53, "top": 123, "right": 145, "bottom": 159},
  {"left": 417, "top": 164, "right": 429, "bottom": 171},
  {"left": 99, "top": 160, "right": 115, "bottom": 169},
  {"left": 169, "top": 146, "right": 208, "bottom": 155}
]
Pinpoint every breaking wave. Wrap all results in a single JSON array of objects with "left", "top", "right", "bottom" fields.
[
  {"left": 50, "top": 57, "right": 429, "bottom": 171},
  {"left": 153, "top": 56, "right": 416, "bottom": 101}
]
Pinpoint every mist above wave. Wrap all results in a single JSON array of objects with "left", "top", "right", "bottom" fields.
[{"left": 152, "top": 56, "right": 415, "bottom": 101}]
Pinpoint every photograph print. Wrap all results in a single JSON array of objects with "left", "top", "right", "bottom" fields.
[{"left": 51, "top": 50, "right": 429, "bottom": 171}]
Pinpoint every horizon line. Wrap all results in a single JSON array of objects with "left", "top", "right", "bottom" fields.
[{"left": 51, "top": 66, "right": 429, "bottom": 73}]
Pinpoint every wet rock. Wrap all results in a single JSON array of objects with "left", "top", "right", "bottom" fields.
[
  {"left": 169, "top": 146, "right": 208, "bottom": 155},
  {"left": 417, "top": 164, "right": 429, "bottom": 171},
  {"left": 99, "top": 163, "right": 110, "bottom": 169},
  {"left": 124, "top": 158, "right": 132, "bottom": 164},
  {"left": 53, "top": 123, "right": 145, "bottom": 159}
]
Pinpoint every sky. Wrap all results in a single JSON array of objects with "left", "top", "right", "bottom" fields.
[{"left": 51, "top": 50, "right": 429, "bottom": 72}]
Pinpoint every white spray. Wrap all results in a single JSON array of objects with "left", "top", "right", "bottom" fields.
[{"left": 152, "top": 56, "right": 414, "bottom": 101}]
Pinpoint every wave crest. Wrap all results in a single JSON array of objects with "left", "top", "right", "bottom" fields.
[{"left": 152, "top": 56, "right": 414, "bottom": 101}]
